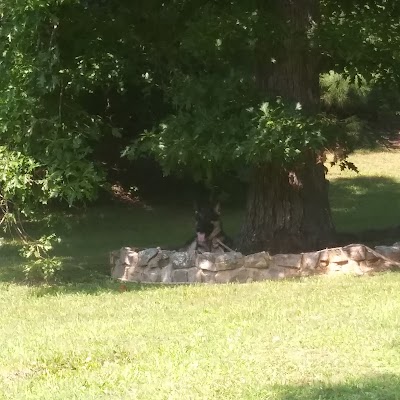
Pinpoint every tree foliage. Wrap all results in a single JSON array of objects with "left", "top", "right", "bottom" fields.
[{"left": 1, "top": 0, "right": 400, "bottom": 273}]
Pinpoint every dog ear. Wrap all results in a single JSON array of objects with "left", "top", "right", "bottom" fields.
[{"left": 214, "top": 202, "right": 221, "bottom": 215}]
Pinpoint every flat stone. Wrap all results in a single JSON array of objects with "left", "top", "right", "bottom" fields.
[
  {"left": 346, "top": 259, "right": 364, "bottom": 275},
  {"left": 143, "top": 268, "right": 162, "bottom": 283},
  {"left": 215, "top": 267, "right": 253, "bottom": 283},
  {"left": 328, "top": 248, "right": 348, "bottom": 263},
  {"left": 344, "top": 245, "right": 367, "bottom": 262},
  {"left": 161, "top": 264, "right": 173, "bottom": 283},
  {"left": 368, "top": 258, "right": 393, "bottom": 271},
  {"left": 241, "top": 267, "right": 271, "bottom": 282},
  {"left": 147, "top": 253, "right": 161, "bottom": 269},
  {"left": 119, "top": 247, "right": 138, "bottom": 266},
  {"left": 158, "top": 250, "right": 174, "bottom": 268},
  {"left": 146, "top": 250, "right": 175, "bottom": 269},
  {"left": 196, "top": 254, "right": 214, "bottom": 271},
  {"left": 244, "top": 252, "right": 271, "bottom": 269},
  {"left": 327, "top": 260, "right": 364, "bottom": 275},
  {"left": 326, "top": 262, "right": 343, "bottom": 274},
  {"left": 137, "top": 248, "right": 159, "bottom": 267},
  {"left": 196, "top": 252, "right": 244, "bottom": 272},
  {"left": 172, "top": 269, "right": 188, "bottom": 283},
  {"left": 375, "top": 246, "right": 400, "bottom": 261},
  {"left": 358, "top": 260, "right": 373, "bottom": 273},
  {"left": 318, "top": 249, "right": 329, "bottom": 262},
  {"left": 198, "top": 270, "right": 216, "bottom": 283},
  {"left": 301, "top": 252, "right": 320, "bottom": 271},
  {"left": 111, "top": 261, "right": 126, "bottom": 280},
  {"left": 124, "top": 265, "right": 143, "bottom": 282},
  {"left": 171, "top": 251, "right": 196, "bottom": 269},
  {"left": 187, "top": 267, "right": 201, "bottom": 283},
  {"left": 327, "top": 260, "right": 365, "bottom": 275},
  {"left": 232, "top": 268, "right": 253, "bottom": 283},
  {"left": 264, "top": 266, "right": 300, "bottom": 280},
  {"left": 272, "top": 254, "right": 302, "bottom": 269},
  {"left": 214, "top": 269, "right": 234, "bottom": 284}
]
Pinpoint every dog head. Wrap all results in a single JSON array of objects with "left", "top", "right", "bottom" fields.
[{"left": 194, "top": 202, "right": 221, "bottom": 244}]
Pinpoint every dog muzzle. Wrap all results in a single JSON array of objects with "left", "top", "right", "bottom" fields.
[{"left": 197, "top": 232, "right": 206, "bottom": 242}]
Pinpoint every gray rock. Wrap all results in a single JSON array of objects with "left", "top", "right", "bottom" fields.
[
  {"left": 344, "top": 245, "right": 366, "bottom": 262},
  {"left": 267, "top": 265, "right": 300, "bottom": 280},
  {"left": 172, "top": 269, "right": 188, "bottom": 283},
  {"left": 146, "top": 250, "right": 174, "bottom": 269},
  {"left": 272, "top": 254, "right": 302, "bottom": 269},
  {"left": 111, "top": 261, "right": 127, "bottom": 280},
  {"left": 137, "top": 248, "right": 160, "bottom": 267},
  {"left": 328, "top": 248, "right": 349, "bottom": 263},
  {"left": 125, "top": 265, "right": 143, "bottom": 282},
  {"left": 161, "top": 264, "right": 173, "bottom": 283},
  {"left": 119, "top": 247, "right": 138, "bottom": 266},
  {"left": 214, "top": 269, "right": 234, "bottom": 283},
  {"left": 215, "top": 267, "right": 259, "bottom": 283},
  {"left": 171, "top": 251, "right": 196, "bottom": 269},
  {"left": 187, "top": 267, "right": 201, "bottom": 283},
  {"left": 375, "top": 245, "right": 400, "bottom": 261},
  {"left": 244, "top": 252, "right": 271, "bottom": 269},
  {"left": 198, "top": 269, "right": 217, "bottom": 283},
  {"left": 110, "top": 240, "right": 398, "bottom": 284},
  {"left": 143, "top": 268, "right": 162, "bottom": 283},
  {"left": 301, "top": 252, "right": 320, "bottom": 271},
  {"left": 196, "top": 252, "right": 244, "bottom": 272},
  {"left": 318, "top": 249, "right": 329, "bottom": 262}
]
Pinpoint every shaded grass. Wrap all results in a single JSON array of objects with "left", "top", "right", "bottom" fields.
[
  {"left": 0, "top": 204, "right": 243, "bottom": 283},
  {"left": 51, "top": 204, "right": 243, "bottom": 283},
  {"left": 1, "top": 275, "right": 400, "bottom": 399},
  {"left": 1, "top": 149, "right": 400, "bottom": 283},
  {"left": 328, "top": 149, "right": 400, "bottom": 232}
]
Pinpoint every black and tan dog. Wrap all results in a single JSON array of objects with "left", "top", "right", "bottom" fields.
[{"left": 181, "top": 202, "right": 234, "bottom": 253}]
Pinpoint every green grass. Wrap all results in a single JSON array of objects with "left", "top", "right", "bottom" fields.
[
  {"left": 1, "top": 148, "right": 400, "bottom": 399},
  {"left": 328, "top": 149, "right": 400, "bottom": 232},
  {"left": 0, "top": 204, "right": 243, "bottom": 283},
  {"left": 1, "top": 275, "right": 400, "bottom": 399}
]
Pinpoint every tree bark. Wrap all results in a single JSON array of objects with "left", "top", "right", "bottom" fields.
[{"left": 239, "top": 0, "right": 335, "bottom": 254}]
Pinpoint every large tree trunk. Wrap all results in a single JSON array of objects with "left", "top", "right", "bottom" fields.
[{"left": 239, "top": 0, "right": 335, "bottom": 254}]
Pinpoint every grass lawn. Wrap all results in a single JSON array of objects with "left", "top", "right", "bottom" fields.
[
  {"left": 1, "top": 149, "right": 400, "bottom": 399},
  {"left": 2, "top": 276, "right": 400, "bottom": 399},
  {"left": 327, "top": 149, "right": 400, "bottom": 232}
]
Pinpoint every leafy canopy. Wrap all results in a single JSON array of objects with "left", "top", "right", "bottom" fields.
[{"left": 0, "top": 0, "right": 399, "bottom": 276}]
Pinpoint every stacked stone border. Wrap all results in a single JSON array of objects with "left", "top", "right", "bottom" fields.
[{"left": 110, "top": 243, "right": 400, "bottom": 284}]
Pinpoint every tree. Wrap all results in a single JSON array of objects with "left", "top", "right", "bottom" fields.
[
  {"left": 125, "top": 0, "right": 337, "bottom": 253},
  {"left": 1, "top": 0, "right": 400, "bottom": 264},
  {"left": 238, "top": 0, "right": 334, "bottom": 254},
  {"left": 128, "top": 0, "right": 400, "bottom": 254}
]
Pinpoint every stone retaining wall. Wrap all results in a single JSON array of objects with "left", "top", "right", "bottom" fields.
[{"left": 110, "top": 242, "right": 400, "bottom": 284}]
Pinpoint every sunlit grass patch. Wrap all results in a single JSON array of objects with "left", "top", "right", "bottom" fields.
[{"left": 1, "top": 275, "right": 400, "bottom": 399}]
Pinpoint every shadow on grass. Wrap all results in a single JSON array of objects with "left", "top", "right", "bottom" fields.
[
  {"left": 0, "top": 242, "right": 27, "bottom": 283},
  {"left": 27, "top": 280, "right": 169, "bottom": 297},
  {"left": 265, "top": 374, "right": 400, "bottom": 400},
  {"left": 330, "top": 176, "right": 400, "bottom": 243},
  {"left": 2, "top": 176, "right": 400, "bottom": 289},
  {"left": 0, "top": 203, "right": 243, "bottom": 289}
]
